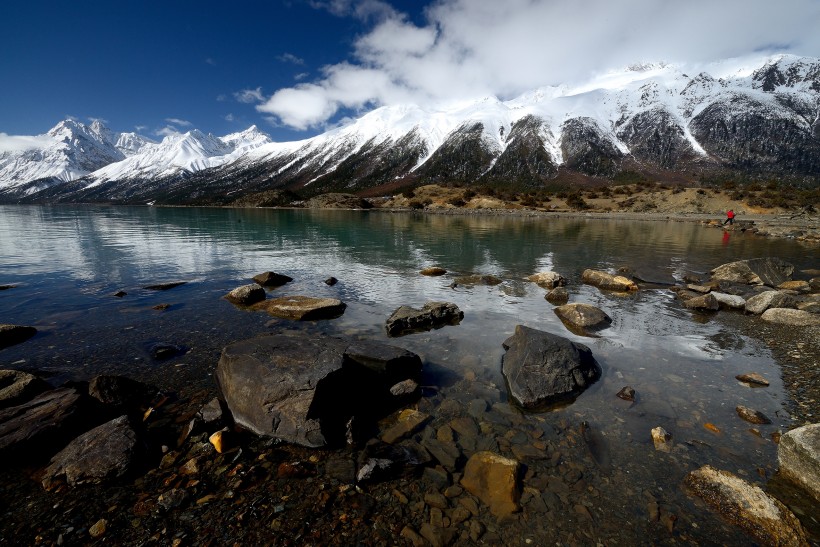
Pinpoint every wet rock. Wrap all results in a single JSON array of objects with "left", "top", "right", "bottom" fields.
[
  {"left": 683, "top": 293, "right": 719, "bottom": 311},
  {"left": 143, "top": 281, "right": 186, "bottom": 291},
  {"left": 686, "top": 284, "right": 711, "bottom": 294},
  {"left": 150, "top": 343, "right": 183, "bottom": 360},
  {"left": 215, "top": 332, "right": 422, "bottom": 447},
  {"left": 89, "top": 518, "right": 107, "bottom": 539},
  {"left": 761, "top": 308, "right": 820, "bottom": 326},
  {"left": 671, "top": 288, "right": 702, "bottom": 302},
  {"left": 252, "top": 271, "right": 293, "bottom": 287},
  {"left": 421, "top": 267, "right": 447, "bottom": 276},
  {"left": 385, "top": 301, "right": 463, "bottom": 336},
  {"left": 460, "top": 451, "right": 521, "bottom": 518},
  {"left": 527, "top": 271, "right": 566, "bottom": 289},
  {"left": 711, "top": 258, "right": 794, "bottom": 287},
  {"left": 453, "top": 274, "right": 502, "bottom": 286},
  {"left": 389, "top": 379, "right": 419, "bottom": 397},
  {"left": 400, "top": 526, "right": 426, "bottom": 547},
  {"left": 778, "top": 423, "right": 820, "bottom": 502},
  {"left": 197, "top": 397, "right": 224, "bottom": 426},
  {"left": 356, "top": 439, "right": 431, "bottom": 483},
  {"left": 43, "top": 415, "right": 137, "bottom": 488},
  {"left": 745, "top": 291, "right": 797, "bottom": 314},
  {"left": 711, "top": 292, "right": 746, "bottom": 310},
  {"left": 0, "top": 388, "right": 87, "bottom": 459},
  {"left": 545, "top": 286, "right": 569, "bottom": 304},
  {"left": 554, "top": 303, "right": 612, "bottom": 333},
  {"left": 253, "top": 295, "right": 346, "bottom": 321},
  {"left": 0, "top": 370, "right": 49, "bottom": 409},
  {"left": 0, "top": 284, "right": 16, "bottom": 290},
  {"left": 684, "top": 465, "right": 808, "bottom": 546},
  {"left": 797, "top": 301, "right": 820, "bottom": 314},
  {"left": 581, "top": 269, "right": 638, "bottom": 292},
  {"left": 0, "top": 324, "right": 37, "bottom": 349},
  {"left": 381, "top": 409, "right": 431, "bottom": 444},
  {"left": 113, "top": 290, "right": 127, "bottom": 297},
  {"left": 325, "top": 456, "right": 356, "bottom": 483},
  {"left": 736, "top": 373, "right": 770, "bottom": 387},
  {"left": 778, "top": 280, "right": 811, "bottom": 293},
  {"left": 736, "top": 405, "right": 772, "bottom": 425},
  {"left": 420, "top": 523, "right": 456, "bottom": 547},
  {"left": 501, "top": 325, "right": 601, "bottom": 410},
  {"left": 423, "top": 466, "right": 451, "bottom": 490},
  {"left": 616, "top": 386, "right": 635, "bottom": 401},
  {"left": 651, "top": 427, "right": 672, "bottom": 452},
  {"left": 157, "top": 488, "right": 188, "bottom": 511},
  {"left": 420, "top": 437, "right": 462, "bottom": 471},
  {"left": 324, "top": 276, "right": 338, "bottom": 286},
  {"left": 208, "top": 430, "right": 229, "bottom": 453},
  {"left": 224, "top": 284, "right": 266, "bottom": 305},
  {"left": 88, "top": 375, "right": 156, "bottom": 411}
]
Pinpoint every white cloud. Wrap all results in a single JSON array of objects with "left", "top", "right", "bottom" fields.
[
  {"left": 88, "top": 117, "right": 109, "bottom": 125},
  {"left": 277, "top": 53, "right": 305, "bottom": 65},
  {"left": 224, "top": 113, "right": 235, "bottom": 122},
  {"left": 155, "top": 126, "right": 182, "bottom": 138},
  {"left": 165, "top": 118, "right": 192, "bottom": 127},
  {"left": 260, "top": 0, "right": 820, "bottom": 130},
  {"left": 234, "top": 87, "right": 265, "bottom": 104},
  {"left": 0, "top": 133, "right": 55, "bottom": 153},
  {"left": 294, "top": 72, "right": 309, "bottom": 81},
  {"left": 135, "top": 125, "right": 147, "bottom": 132}
]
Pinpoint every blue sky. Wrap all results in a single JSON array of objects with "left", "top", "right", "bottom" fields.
[{"left": 1, "top": 0, "right": 819, "bottom": 143}]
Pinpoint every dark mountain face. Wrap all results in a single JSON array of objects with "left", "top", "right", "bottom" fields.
[
  {"left": 560, "top": 118, "right": 624, "bottom": 177},
  {"left": 414, "top": 122, "right": 498, "bottom": 183},
  {"left": 485, "top": 115, "right": 558, "bottom": 185},
  {"left": 616, "top": 108, "right": 699, "bottom": 169}
]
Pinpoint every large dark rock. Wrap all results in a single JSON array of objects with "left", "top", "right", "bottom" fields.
[
  {"left": 0, "top": 324, "right": 37, "bottom": 349},
  {"left": 711, "top": 258, "right": 794, "bottom": 287},
  {"left": 42, "top": 415, "right": 138, "bottom": 488},
  {"left": 501, "top": 325, "right": 601, "bottom": 410},
  {"left": 216, "top": 333, "right": 422, "bottom": 447},
  {"left": 385, "top": 302, "right": 464, "bottom": 336},
  {"left": 252, "top": 271, "right": 293, "bottom": 287},
  {"left": 0, "top": 370, "right": 49, "bottom": 409},
  {"left": 88, "top": 375, "right": 157, "bottom": 412}
]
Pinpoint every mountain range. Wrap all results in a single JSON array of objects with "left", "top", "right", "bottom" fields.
[{"left": 1, "top": 54, "right": 818, "bottom": 205}]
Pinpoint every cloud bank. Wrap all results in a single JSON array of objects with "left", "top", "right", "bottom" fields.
[
  {"left": 259, "top": 0, "right": 820, "bottom": 130},
  {"left": 0, "top": 133, "right": 55, "bottom": 153}
]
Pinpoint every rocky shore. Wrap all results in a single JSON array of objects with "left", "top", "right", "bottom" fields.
[{"left": 2, "top": 251, "right": 819, "bottom": 546}]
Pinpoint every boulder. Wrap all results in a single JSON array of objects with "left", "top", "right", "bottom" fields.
[
  {"left": 745, "top": 291, "right": 797, "bottom": 314},
  {"left": 420, "top": 267, "right": 447, "bottom": 276},
  {"left": 454, "top": 274, "right": 503, "bottom": 286},
  {"left": 0, "top": 324, "right": 37, "bottom": 350},
  {"left": 778, "top": 423, "right": 820, "bottom": 502},
  {"left": 385, "top": 302, "right": 463, "bottom": 336},
  {"left": 684, "top": 465, "right": 808, "bottom": 546},
  {"left": 460, "top": 451, "right": 521, "bottom": 518},
  {"left": 581, "top": 269, "right": 637, "bottom": 292},
  {"left": 253, "top": 296, "right": 346, "bottom": 321},
  {"left": 711, "top": 292, "right": 746, "bottom": 310},
  {"left": 683, "top": 293, "right": 720, "bottom": 311},
  {"left": 224, "top": 284, "right": 266, "bottom": 305},
  {"left": 554, "top": 303, "right": 612, "bottom": 333},
  {"left": 215, "top": 333, "right": 422, "bottom": 447},
  {"left": 710, "top": 258, "right": 794, "bottom": 287},
  {"left": 252, "top": 271, "right": 293, "bottom": 287},
  {"left": 527, "top": 271, "right": 566, "bottom": 289},
  {"left": 761, "top": 308, "right": 820, "bottom": 327},
  {"left": 501, "top": 325, "right": 601, "bottom": 410},
  {"left": 42, "top": 415, "right": 137, "bottom": 488},
  {"left": 545, "top": 286, "right": 569, "bottom": 304},
  {"left": 0, "top": 370, "right": 49, "bottom": 409}
]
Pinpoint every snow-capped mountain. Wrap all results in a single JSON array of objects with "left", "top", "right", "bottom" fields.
[{"left": 3, "top": 54, "right": 819, "bottom": 205}]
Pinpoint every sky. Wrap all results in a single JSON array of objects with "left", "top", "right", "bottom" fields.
[{"left": 1, "top": 0, "right": 819, "bottom": 147}]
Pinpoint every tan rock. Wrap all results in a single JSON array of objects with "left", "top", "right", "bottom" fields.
[
  {"left": 736, "top": 405, "right": 772, "bottom": 425},
  {"left": 89, "top": 518, "right": 107, "bottom": 539},
  {"left": 581, "top": 269, "right": 637, "bottom": 292},
  {"left": 778, "top": 424, "right": 820, "bottom": 502},
  {"left": 252, "top": 296, "right": 346, "bottom": 320},
  {"left": 761, "top": 308, "right": 820, "bottom": 326},
  {"left": 554, "top": 303, "right": 612, "bottom": 332},
  {"left": 778, "top": 280, "right": 811, "bottom": 293},
  {"left": 420, "top": 267, "right": 447, "bottom": 276},
  {"left": 651, "top": 427, "right": 672, "bottom": 452},
  {"left": 380, "top": 409, "right": 430, "bottom": 444},
  {"left": 736, "top": 373, "right": 770, "bottom": 386},
  {"left": 527, "top": 271, "right": 566, "bottom": 289},
  {"left": 460, "top": 451, "right": 521, "bottom": 517}
]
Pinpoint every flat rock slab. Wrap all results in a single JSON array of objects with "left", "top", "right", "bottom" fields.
[
  {"left": 778, "top": 423, "right": 820, "bottom": 502},
  {"left": 684, "top": 465, "right": 808, "bottom": 546},
  {"left": 252, "top": 271, "right": 293, "bottom": 287},
  {"left": 761, "top": 308, "right": 820, "bottom": 326},
  {"left": 385, "top": 301, "right": 463, "bottom": 336},
  {"left": 0, "top": 324, "right": 37, "bottom": 350},
  {"left": 554, "top": 303, "right": 611, "bottom": 334},
  {"left": 501, "top": 325, "right": 601, "bottom": 410},
  {"left": 216, "top": 333, "right": 422, "bottom": 447},
  {"left": 711, "top": 292, "right": 746, "bottom": 310},
  {"left": 581, "top": 269, "right": 637, "bottom": 292},
  {"left": 252, "top": 296, "right": 346, "bottom": 320},
  {"left": 0, "top": 388, "right": 86, "bottom": 459},
  {"left": 711, "top": 257, "right": 794, "bottom": 287},
  {"left": 461, "top": 451, "right": 521, "bottom": 518},
  {"left": 43, "top": 415, "right": 137, "bottom": 488},
  {"left": 746, "top": 291, "right": 797, "bottom": 314},
  {"left": 0, "top": 369, "right": 49, "bottom": 409}
]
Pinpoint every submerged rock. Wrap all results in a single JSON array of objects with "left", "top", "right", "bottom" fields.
[
  {"left": 252, "top": 271, "right": 293, "bottom": 287},
  {"left": 527, "top": 271, "right": 566, "bottom": 289},
  {"left": 736, "top": 373, "right": 770, "bottom": 387},
  {"left": 0, "top": 370, "right": 49, "bottom": 409},
  {"left": 253, "top": 296, "right": 346, "bottom": 321},
  {"left": 454, "top": 274, "right": 503, "bottom": 286},
  {"left": 761, "top": 308, "right": 820, "bottom": 327},
  {"left": 684, "top": 465, "right": 807, "bottom": 546},
  {"left": 420, "top": 267, "right": 447, "bottom": 276},
  {"left": 461, "top": 451, "right": 521, "bottom": 518},
  {"left": 581, "top": 269, "right": 637, "bottom": 292},
  {"left": 0, "top": 324, "right": 37, "bottom": 350},
  {"left": 88, "top": 375, "right": 156, "bottom": 411},
  {"left": 501, "top": 325, "right": 601, "bottom": 409},
  {"left": 554, "top": 303, "right": 612, "bottom": 333},
  {"left": 0, "top": 388, "right": 87, "bottom": 459},
  {"left": 545, "top": 286, "right": 569, "bottom": 304},
  {"left": 143, "top": 281, "right": 186, "bottom": 291},
  {"left": 224, "top": 284, "right": 266, "bottom": 305},
  {"left": 385, "top": 301, "right": 463, "bottom": 336},
  {"left": 778, "top": 423, "right": 820, "bottom": 502},
  {"left": 736, "top": 405, "right": 772, "bottom": 425},
  {"left": 710, "top": 258, "right": 794, "bottom": 287}
]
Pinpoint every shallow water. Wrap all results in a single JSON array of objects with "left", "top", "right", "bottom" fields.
[{"left": 1, "top": 205, "right": 817, "bottom": 542}]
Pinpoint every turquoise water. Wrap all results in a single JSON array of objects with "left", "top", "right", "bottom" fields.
[{"left": 0, "top": 205, "right": 817, "bottom": 540}]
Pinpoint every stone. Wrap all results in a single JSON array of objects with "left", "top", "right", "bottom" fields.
[
  {"left": 150, "top": 343, "right": 183, "bottom": 360},
  {"left": 778, "top": 423, "right": 820, "bottom": 502},
  {"left": 113, "top": 290, "right": 127, "bottom": 297},
  {"left": 736, "top": 373, "right": 770, "bottom": 387},
  {"left": 389, "top": 379, "right": 419, "bottom": 397},
  {"left": 197, "top": 397, "right": 224, "bottom": 425},
  {"left": 0, "top": 388, "right": 87, "bottom": 459},
  {"left": 683, "top": 293, "right": 719, "bottom": 311},
  {"left": 356, "top": 440, "right": 431, "bottom": 482},
  {"left": 581, "top": 269, "right": 638, "bottom": 292},
  {"left": 746, "top": 291, "right": 797, "bottom": 314},
  {"left": 0, "top": 370, "right": 49, "bottom": 409},
  {"left": 385, "top": 301, "right": 463, "bottom": 336},
  {"left": 761, "top": 308, "right": 820, "bottom": 327},
  {"left": 554, "top": 303, "right": 612, "bottom": 333},
  {"left": 797, "top": 301, "right": 820, "bottom": 314},
  {"left": 89, "top": 519, "right": 107, "bottom": 539},
  {"left": 736, "top": 405, "right": 772, "bottom": 425},
  {"left": 420, "top": 267, "right": 447, "bottom": 276},
  {"left": 0, "top": 284, "right": 16, "bottom": 290},
  {"left": 460, "top": 451, "right": 521, "bottom": 518},
  {"left": 42, "top": 415, "right": 137, "bottom": 488},
  {"left": 453, "top": 274, "right": 502, "bottom": 286},
  {"left": 253, "top": 295, "right": 346, "bottom": 321},
  {"left": 88, "top": 375, "right": 156, "bottom": 410},
  {"left": 711, "top": 292, "right": 746, "bottom": 310},
  {"left": 224, "top": 284, "right": 266, "bottom": 305},
  {"left": 0, "top": 324, "right": 37, "bottom": 349},
  {"left": 252, "top": 271, "right": 293, "bottom": 287},
  {"left": 684, "top": 465, "right": 808, "bottom": 546},
  {"left": 419, "top": 523, "right": 456, "bottom": 547},
  {"left": 324, "top": 277, "right": 338, "bottom": 286},
  {"left": 501, "top": 325, "right": 601, "bottom": 410},
  {"left": 209, "top": 430, "right": 228, "bottom": 453},
  {"left": 710, "top": 258, "right": 794, "bottom": 287},
  {"left": 778, "top": 280, "right": 811, "bottom": 293},
  {"left": 215, "top": 333, "right": 422, "bottom": 447},
  {"left": 527, "top": 271, "right": 566, "bottom": 289},
  {"left": 616, "top": 386, "right": 635, "bottom": 401},
  {"left": 545, "top": 286, "right": 569, "bottom": 304},
  {"left": 651, "top": 427, "right": 672, "bottom": 452},
  {"left": 381, "top": 409, "right": 431, "bottom": 444},
  {"left": 420, "top": 437, "right": 462, "bottom": 471},
  {"left": 686, "top": 284, "right": 711, "bottom": 294},
  {"left": 143, "top": 281, "right": 186, "bottom": 291}
]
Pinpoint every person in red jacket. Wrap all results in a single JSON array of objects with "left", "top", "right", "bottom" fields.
[{"left": 723, "top": 209, "right": 735, "bottom": 225}]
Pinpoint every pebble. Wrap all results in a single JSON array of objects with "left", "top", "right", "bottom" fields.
[{"left": 88, "top": 518, "right": 107, "bottom": 539}]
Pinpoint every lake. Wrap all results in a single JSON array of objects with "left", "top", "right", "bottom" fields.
[{"left": 1, "top": 205, "right": 817, "bottom": 543}]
